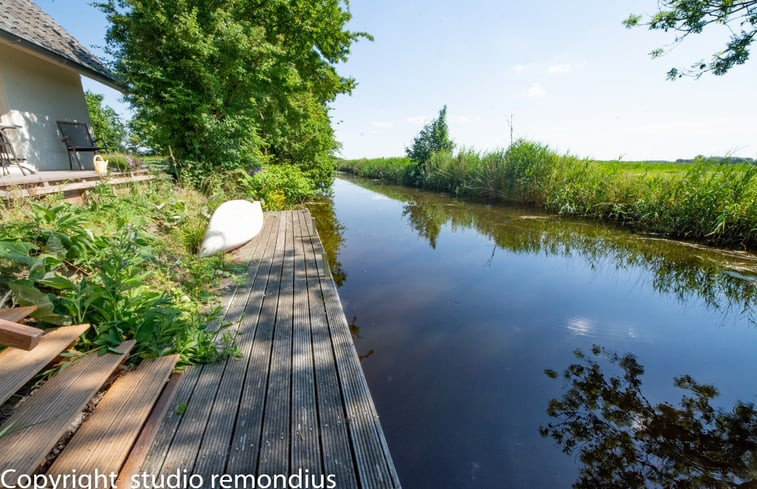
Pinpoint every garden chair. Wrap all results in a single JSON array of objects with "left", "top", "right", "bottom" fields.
[
  {"left": 56, "top": 120, "right": 102, "bottom": 170},
  {"left": 0, "top": 124, "right": 29, "bottom": 175}
]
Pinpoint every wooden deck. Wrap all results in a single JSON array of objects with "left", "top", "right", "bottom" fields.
[
  {"left": 137, "top": 210, "right": 401, "bottom": 489},
  {"left": 0, "top": 169, "right": 158, "bottom": 201}
]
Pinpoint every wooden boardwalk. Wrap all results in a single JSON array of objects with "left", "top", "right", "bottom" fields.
[{"left": 137, "top": 210, "right": 401, "bottom": 489}]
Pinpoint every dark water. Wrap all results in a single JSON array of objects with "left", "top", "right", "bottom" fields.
[{"left": 308, "top": 177, "right": 757, "bottom": 489}]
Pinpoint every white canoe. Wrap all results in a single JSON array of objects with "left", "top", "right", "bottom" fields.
[{"left": 199, "top": 200, "right": 263, "bottom": 257}]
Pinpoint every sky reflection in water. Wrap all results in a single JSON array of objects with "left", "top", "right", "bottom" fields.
[{"left": 308, "top": 177, "right": 757, "bottom": 489}]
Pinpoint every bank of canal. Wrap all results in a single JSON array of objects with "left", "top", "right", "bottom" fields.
[{"left": 308, "top": 177, "right": 757, "bottom": 489}]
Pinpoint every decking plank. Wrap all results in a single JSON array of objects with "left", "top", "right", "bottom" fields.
[
  {"left": 45, "top": 355, "right": 179, "bottom": 479},
  {"left": 0, "top": 340, "right": 135, "bottom": 485},
  {"left": 116, "top": 372, "right": 184, "bottom": 489},
  {"left": 0, "top": 324, "right": 89, "bottom": 406},
  {"left": 0, "top": 305, "right": 38, "bottom": 323},
  {"left": 291, "top": 210, "right": 322, "bottom": 474},
  {"left": 227, "top": 213, "right": 288, "bottom": 474},
  {"left": 0, "top": 317, "right": 44, "bottom": 350},
  {"left": 301, "top": 212, "right": 358, "bottom": 488},
  {"left": 258, "top": 211, "right": 295, "bottom": 476}
]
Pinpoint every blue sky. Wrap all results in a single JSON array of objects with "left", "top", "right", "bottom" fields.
[{"left": 37, "top": 0, "right": 757, "bottom": 161}]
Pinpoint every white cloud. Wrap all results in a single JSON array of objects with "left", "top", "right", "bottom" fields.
[
  {"left": 548, "top": 63, "right": 572, "bottom": 74},
  {"left": 371, "top": 121, "right": 394, "bottom": 129},
  {"left": 527, "top": 82, "right": 546, "bottom": 98},
  {"left": 407, "top": 115, "right": 428, "bottom": 126},
  {"left": 512, "top": 64, "right": 526, "bottom": 74}
]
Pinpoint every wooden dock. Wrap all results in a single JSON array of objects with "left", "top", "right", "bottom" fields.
[{"left": 135, "top": 210, "right": 401, "bottom": 489}]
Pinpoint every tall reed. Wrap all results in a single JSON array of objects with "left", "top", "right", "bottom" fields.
[{"left": 339, "top": 141, "right": 757, "bottom": 250}]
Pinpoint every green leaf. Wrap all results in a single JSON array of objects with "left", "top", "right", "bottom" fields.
[
  {"left": 36, "top": 272, "right": 76, "bottom": 291},
  {"left": 0, "top": 240, "right": 38, "bottom": 267},
  {"left": 9, "top": 280, "right": 69, "bottom": 325},
  {"left": 45, "top": 234, "right": 67, "bottom": 256}
]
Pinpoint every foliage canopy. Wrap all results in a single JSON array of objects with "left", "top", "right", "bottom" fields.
[
  {"left": 96, "top": 0, "right": 368, "bottom": 188},
  {"left": 625, "top": 0, "right": 757, "bottom": 78}
]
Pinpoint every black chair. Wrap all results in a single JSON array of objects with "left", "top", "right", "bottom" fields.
[{"left": 56, "top": 121, "right": 102, "bottom": 170}]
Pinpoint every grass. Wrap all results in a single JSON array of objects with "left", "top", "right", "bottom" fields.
[{"left": 337, "top": 141, "right": 757, "bottom": 250}]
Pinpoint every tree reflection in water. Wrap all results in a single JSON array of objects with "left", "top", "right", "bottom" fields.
[
  {"left": 541, "top": 345, "right": 757, "bottom": 489},
  {"left": 355, "top": 178, "right": 757, "bottom": 326}
]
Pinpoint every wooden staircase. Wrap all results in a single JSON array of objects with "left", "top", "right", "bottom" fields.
[{"left": 0, "top": 307, "right": 179, "bottom": 488}]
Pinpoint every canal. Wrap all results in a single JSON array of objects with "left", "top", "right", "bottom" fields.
[{"left": 308, "top": 177, "right": 757, "bottom": 489}]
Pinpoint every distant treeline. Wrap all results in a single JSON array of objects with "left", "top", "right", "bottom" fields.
[{"left": 337, "top": 141, "right": 757, "bottom": 250}]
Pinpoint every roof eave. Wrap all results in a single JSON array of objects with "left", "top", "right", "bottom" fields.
[{"left": 0, "top": 31, "right": 126, "bottom": 93}]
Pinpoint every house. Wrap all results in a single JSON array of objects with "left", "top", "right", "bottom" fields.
[{"left": 0, "top": 0, "right": 122, "bottom": 173}]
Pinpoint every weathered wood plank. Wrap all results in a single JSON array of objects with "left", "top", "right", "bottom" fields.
[
  {"left": 227, "top": 212, "right": 288, "bottom": 474},
  {"left": 116, "top": 372, "right": 184, "bottom": 489},
  {"left": 0, "top": 340, "right": 135, "bottom": 485},
  {"left": 46, "top": 355, "right": 179, "bottom": 480},
  {"left": 0, "top": 305, "right": 38, "bottom": 323},
  {"left": 0, "top": 324, "right": 89, "bottom": 406},
  {"left": 258, "top": 211, "right": 295, "bottom": 476},
  {"left": 290, "top": 210, "right": 322, "bottom": 475},
  {"left": 300, "top": 211, "right": 359, "bottom": 488},
  {"left": 0, "top": 317, "right": 44, "bottom": 350}
]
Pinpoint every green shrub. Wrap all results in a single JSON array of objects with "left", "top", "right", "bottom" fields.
[{"left": 236, "top": 164, "right": 317, "bottom": 209}]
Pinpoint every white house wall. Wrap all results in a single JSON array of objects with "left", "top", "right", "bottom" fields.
[{"left": 0, "top": 41, "right": 95, "bottom": 172}]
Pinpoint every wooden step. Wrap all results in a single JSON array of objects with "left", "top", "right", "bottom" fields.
[
  {"left": 0, "top": 340, "right": 135, "bottom": 485},
  {"left": 0, "top": 305, "right": 38, "bottom": 323},
  {"left": 0, "top": 317, "right": 44, "bottom": 350},
  {"left": 46, "top": 354, "right": 179, "bottom": 483},
  {"left": 115, "top": 372, "right": 184, "bottom": 488},
  {"left": 0, "top": 324, "right": 90, "bottom": 405}
]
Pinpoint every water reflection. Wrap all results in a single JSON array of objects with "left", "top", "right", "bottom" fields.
[
  {"left": 307, "top": 177, "right": 757, "bottom": 488},
  {"left": 541, "top": 345, "right": 757, "bottom": 489},
  {"left": 307, "top": 196, "right": 347, "bottom": 287},
  {"left": 343, "top": 177, "right": 757, "bottom": 326}
]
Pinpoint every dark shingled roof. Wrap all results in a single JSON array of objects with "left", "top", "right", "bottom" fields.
[{"left": 0, "top": 0, "right": 122, "bottom": 90}]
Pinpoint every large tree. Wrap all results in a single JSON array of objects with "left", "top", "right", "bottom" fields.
[
  {"left": 96, "top": 0, "right": 367, "bottom": 187},
  {"left": 625, "top": 1, "right": 757, "bottom": 79}
]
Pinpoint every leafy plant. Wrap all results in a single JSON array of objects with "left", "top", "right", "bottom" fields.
[{"left": 0, "top": 180, "right": 244, "bottom": 366}]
